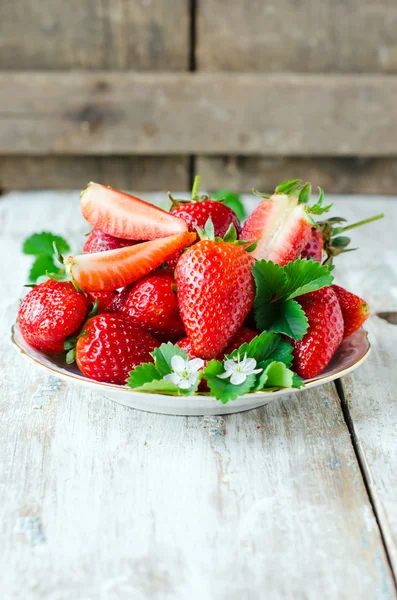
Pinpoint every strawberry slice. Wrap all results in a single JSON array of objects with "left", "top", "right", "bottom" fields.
[
  {"left": 241, "top": 181, "right": 332, "bottom": 266},
  {"left": 66, "top": 232, "right": 196, "bottom": 291},
  {"left": 81, "top": 182, "right": 188, "bottom": 240}
]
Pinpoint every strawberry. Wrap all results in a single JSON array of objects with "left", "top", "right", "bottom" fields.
[
  {"left": 65, "top": 232, "right": 196, "bottom": 291},
  {"left": 81, "top": 182, "right": 188, "bottom": 241},
  {"left": 218, "top": 327, "right": 259, "bottom": 359},
  {"left": 83, "top": 229, "right": 139, "bottom": 253},
  {"left": 87, "top": 290, "right": 118, "bottom": 314},
  {"left": 113, "top": 271, "right": 185, "bottom": 342},
  {"left": 241, "top": 180, "right": 331, "bottom": 266},
  {"left": 176, "top": 221, "right": 256, "bottom": 359},
  {"left": 75, "top": 314, "right": 160, "bottom": 385},
  {"left": 332, "top": 285, "right": 370, "bottom": 338},
  {"left": 301, "top": 227, "right": 323, "bottom": 262},
  {"left": 292, "top": 287, "right": 344, "bottom": 379},
  {"left": 166, "top": 176, "right": 241, "bottom": 269},
  {"left": 18, "top": 280, "right": 90, "bottom": 354}
]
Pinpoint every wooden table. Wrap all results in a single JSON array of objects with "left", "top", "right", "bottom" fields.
[{"left": 1, "top": 191, "right": 397, "bottom": 600}]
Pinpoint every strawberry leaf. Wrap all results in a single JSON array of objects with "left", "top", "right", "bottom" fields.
[
  {"left": 127, "top": 363, "right": 162, "bottom": 388},
  {"left": 253, "top": 259, "right": 333, "bottom": 339},
  {"left": 29, "top": 255, "right": 58, "bottom": 283},
  {"left": 23, "top": 232, "right": 70, "bottom": 256},
  {"left": 151, "top": 343, "right": 189, "bottom": 377},
  {"left": 275, "top": 179, "right": 302, "bottom": 194},
  {"left": 204, "top": 360, "right": 256, "bottom": 404},
  {"left": 130, "top": 379, "right": 182, "bottom": 394}
]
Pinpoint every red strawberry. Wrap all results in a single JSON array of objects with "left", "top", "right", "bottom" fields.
[
  {"left": 81, "top": 182, "right": 187, "bottom": 240},
  {"left": 83, "top": 229, "right": 139, "bottom": 254},
  {"left": 292, "top": 287, "right": 344, "bottom": 379},
  {"left": 65, "top": 232, "right": 196, "bottom": 291},
  {"left": 332, "top": 285, "right": 370, "bottom": 338},
  {"left": 301, "top": 227, "right": 323, "bottom": 262},
  {"left": 166, "top": 176, "right": 241, "bottom": 269},
  {"left": 113, "top": 271, "right": 185, "bottom": 342},
  {"left": 75, "top": 314, "right": 160, "bottom": 385},
  {"left": 218, "top": 327, "right": 259, "bottom": 359},
  {"left": 18, "top": 280, "right": 90, "bottom": 354},
  {"left": 87, "top": 290, "right": 118, "bottom": 314},
  {"left": 176, "top": 229, "right": 256, "bottom": 359}
]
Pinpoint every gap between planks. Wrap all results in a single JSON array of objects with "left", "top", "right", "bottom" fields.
[{"left": 334, "top": 377, "right": 397, "bottom": 591}]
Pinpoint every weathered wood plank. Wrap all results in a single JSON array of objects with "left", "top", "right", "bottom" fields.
[
  {"left": 0, "top": 156, "right": 189, "bottom": 191},
  {"left": 0, "top": 0, "right": 189, "bottom": 70},
  {"left": 320, "top": 197, "right": 397, "bottom": 578},
  {"left": 0, "top": 191, "right": 395, "bottom": 599},
  {"left": 198, "top": 0, "right": 397, "bottom": 73},
  {"left": 1, "top": 72, "right": 397, "bottom": 156},
  {"left": 197, "top": 156, "right": 397, "bottom": 195}
]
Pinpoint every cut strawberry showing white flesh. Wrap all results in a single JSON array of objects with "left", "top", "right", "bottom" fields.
[
  {"left": 81, "top": 182, "right": 188, "bottom": 241},
  {"left": 65, "top": 232, "right": 196, "bottom": 291},
  {"left": 241, "top": 182, "right": 332, "bottom": 266}
]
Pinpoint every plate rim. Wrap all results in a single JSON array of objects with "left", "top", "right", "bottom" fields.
[{"left": 10, "top": 322, "right": 371, "bottom": 402}]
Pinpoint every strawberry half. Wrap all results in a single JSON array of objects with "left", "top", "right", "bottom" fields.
[
  {"left": 292, "top": 286, "right": 344, "bottom": 379},
  {"left": 332, "top": 285, "right": 370, "bottom": 338},
  {"left": 18, "top": 280, "right": 91, "bottom": 354},
  {"left": 113, "top": 270, "right": 185, "bottom": 342},
  {"left": 75, "top": 314, "right": 160, "bottom": 385},
  {"left": 65, "top": 232, "right": 196, "bottom": 291},
  {"left": 81, "top": 182, "right": 188, "bottom": 241},
  {"left": 176, "top": 221, "right": 256, "bottom": 359},
  {"left": 241, "top": 180, "right": 332, "bottom": 266},
  {"left": 83, "top": 229, "right": 140, "bottom": 253}
]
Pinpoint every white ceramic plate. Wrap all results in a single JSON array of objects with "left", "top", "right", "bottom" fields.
[{"left": 11, "top": 323, "right": 371, "bottom": 416}]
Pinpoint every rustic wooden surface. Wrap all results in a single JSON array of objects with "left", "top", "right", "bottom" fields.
[
  {"left": 197, "top": 0, "right": 397, "bottom": 73},
  {"left": 1, "top": 191, "right": 397, "bottom": 599},
  {"left": 0, "top": 0, "right": 190, "bottom": 70},
  {"left": 1, "top": 73, "right": 397, "bottom": 156}
]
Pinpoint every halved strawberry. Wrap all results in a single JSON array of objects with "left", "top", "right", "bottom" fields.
[
  {"left": 81, "top": 182, "right": 188, "bottom": 240},
  {"left": 241, "top": 181, "right": 331, "bottom": 266},
  {"left": 65, "top": 232, "right": 196, "bottom": 292}
]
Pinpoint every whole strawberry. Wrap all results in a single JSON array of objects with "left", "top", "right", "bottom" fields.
[
  {"left": 83, "top": 229, "right": 139, "bottom": 253},
  {"left": 176, "top": 220, "right": 256, "bottom": 359},
  {"left": 332, "top": 285, "right": 370, "bottom": 338},
  {"left": 18, "top": 279, "right": 91, "bottom": 354},
  {"left": 75, "top": 314, "right": 160, "bottom": 385},
  {"left": 112, "top": 270, "right": 185, "bottom": 342},
  {"left": 87, "top": 290, "right": 118, "bottom": 314},
  {"left": 167, "top": 176, "right": 241, "bottom": 269},
  {"left": 301, "top": 227, "right": 323, "bottom": 262},
  {"left": 218, "top": 327, "right": 259, "bottom": 359},
  {"left": 293, "top": 287, "right": 344, "bottom": 379}
]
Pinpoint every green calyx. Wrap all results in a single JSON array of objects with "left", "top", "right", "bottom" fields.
[
  {"left": 195, "top": 217, "right": 257, "bottom": 252},
  {"left": 168, "top": 175, "right": 211, "bottom": 208},
  {"left": 319, "top": 213, "right": 384, "bottom": 265}
]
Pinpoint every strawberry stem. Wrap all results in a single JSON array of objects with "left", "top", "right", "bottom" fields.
[
  {"left": 191, "top": 175, "right": 200, "bottom": 199},
  {"left": 340, "top": 213, "right": 384, "bottom": 233}
]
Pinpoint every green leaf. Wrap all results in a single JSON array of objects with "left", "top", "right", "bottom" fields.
[
  {"left": 292, "top": 373, "right": 304, "bottom": 388},
  {"left": 151, "top": 343, "right": 189, "bottom": 377},
  {"left": 223, "top": 223, "right": 237, "bottom": 243},
  {"left": 267, "top": 300, "right": 309, "bottom": 339},
  {"left": 204, "top": 360, "right": 256, "bottom": 404},
  {"left": 29, "top": 255, "right": 58, "bottom": 283},
  {"left": 263, "top": 361, "right": 294, "bottom": 388},
  {"left": 275, "top": 179, "right": 301, "bottom": 194},
  {"left": 270, "top": 338, "right": 294, "bottom": 367},
  {"left": 23, "top": 232, "right": 70, "bottom": 256},
  {"left": 130, "top": 379, "right": 182, "bottom": 394},
  {"left": 298, "top": 183, "right": 311, "bottom": 204},
  {"left": 281, "top": 259, "right": 334, "bottom": 300},
  {"left": 127, "top": 363, "right": 162, "bottom": 388},
  {"left": 252, "top": 260, "right": 287, "bottom": 304},
  {"left": 228, "top": 330, "right": 280, "bottom": 363},
  {"left": 212, "top": 189, "right": 246, "bottom": 221}
]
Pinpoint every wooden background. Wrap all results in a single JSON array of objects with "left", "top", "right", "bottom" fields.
[{"left": 1, "top": 0, "right": 396, "bottom": 193}]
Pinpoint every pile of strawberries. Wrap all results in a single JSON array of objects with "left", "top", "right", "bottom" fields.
[{"left": 18, "top": 178, "right": 373, "bottom": 390}]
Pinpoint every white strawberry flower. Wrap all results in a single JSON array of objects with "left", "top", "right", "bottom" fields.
[
  {"left": 164, "top": 355, "right": 204, "bottom": 390},
  {"left": 217, "top": 353, "right": 262, "bottom": 385}
]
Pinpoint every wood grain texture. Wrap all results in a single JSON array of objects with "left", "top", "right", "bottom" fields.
[
  {"left": 319, "top": 197, "right": 397, "bottom": 579},
  {"left": 0, "top": 0, "right": 189, "bottom": 70},
  {"left": 0, "top": 156, "right": 189, "bottom": 191},
  {"left": 197, "top": 0, "right": 397, "bottom": 73},
  {"left": 197, "top": 156, "right": 397, "bottom": 195},
  {"left": 0, "top": 191, "right": 396, "bottom": 599},
  {"left": 1, "top": 72, "right": 397, "bottom": 156}
]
